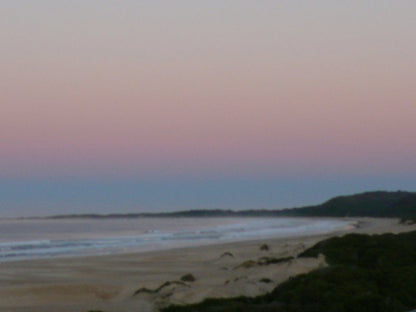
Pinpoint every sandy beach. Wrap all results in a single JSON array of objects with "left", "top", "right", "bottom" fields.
[{"left": 0, "top": 218, "right": 415, "bottom": 312}]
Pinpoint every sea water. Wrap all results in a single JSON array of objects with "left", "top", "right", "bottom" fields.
[{"left": 0, "top": 217, "right": 353, "bottom": 262}]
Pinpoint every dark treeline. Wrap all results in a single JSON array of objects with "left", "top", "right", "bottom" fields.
[
  {"left": 163, "top": 230, "right": 416, "bottom": 312},
  {"left": 44, "top": 191, "right": 416, "bottom": 221},
  {"left": 278, "top": 191, "right": 416, "bottom": 221}
]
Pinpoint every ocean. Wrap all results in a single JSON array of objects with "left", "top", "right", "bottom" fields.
[{"left": 0, "top": 217, "right": 353, "bottom": 262}]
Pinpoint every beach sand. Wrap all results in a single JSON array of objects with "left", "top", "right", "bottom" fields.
[{"left": 0, "top": 218, "right": 414, "bottom": 312}]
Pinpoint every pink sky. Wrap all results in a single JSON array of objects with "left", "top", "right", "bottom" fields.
[{"left": 1, "top": 1, "right": 415, "bottom": 178}]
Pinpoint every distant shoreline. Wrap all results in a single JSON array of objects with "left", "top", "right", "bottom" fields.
[{"left": 10, "top": 190, "right": 415, "bottom": 221}]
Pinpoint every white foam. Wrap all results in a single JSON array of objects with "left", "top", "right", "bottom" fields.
[{"left": 0, "top": 218, "right": 352, "bottom": 262}]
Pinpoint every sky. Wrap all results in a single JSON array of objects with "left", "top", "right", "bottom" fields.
[{"left": 1, "top": 1, "right": 415, "bottom": 217}]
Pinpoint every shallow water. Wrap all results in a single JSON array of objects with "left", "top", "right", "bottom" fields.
[{"left": 0, "top": 217, "right": 352, "bottom": 262}]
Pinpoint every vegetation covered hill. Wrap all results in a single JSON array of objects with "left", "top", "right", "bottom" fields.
[
  {"left": 47, "top": 190, "right": 416, "bottom": 221},
  {"left": 163, "top": 230, "right": 416, "bottom": 312},
  {"left": 278, "top": 191, "right": 416, "bottom": 220}
]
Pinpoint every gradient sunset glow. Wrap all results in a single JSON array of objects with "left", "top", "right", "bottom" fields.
[{"left": 1, "top": 1, "right": 415, "bottom": 217}]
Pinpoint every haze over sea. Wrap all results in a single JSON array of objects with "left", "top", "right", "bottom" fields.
[{"left": 0, "top": 217, "right": 352, "bottom": 262}]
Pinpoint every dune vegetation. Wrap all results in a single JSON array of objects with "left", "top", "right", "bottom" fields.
[{"left": 163, "top": 230, "right": 416, "bottom": 312}]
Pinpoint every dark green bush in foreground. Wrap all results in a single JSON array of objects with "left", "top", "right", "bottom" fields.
[{"left": 163, "top": 231, "right": 416, "bottom": 312}]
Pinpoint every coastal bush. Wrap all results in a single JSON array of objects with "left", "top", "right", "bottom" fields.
[
  {"left": 257, "top": 256, "right": 294, "bottom": 265},
  {"left": 180, "top": 274, "right": 196, "bottom": 282},
  {"left": 299, "top": 232, "right": 416, "bottom": 268},
  {"left": 260, "top": 244, "right": 270, "bottom": 251},
  {"left": 133, "top": 280, "right": 189, "bottom": 296},
  {"left": 219, "top": 252, "right": 234, "bottom": 258},
  {"left": 162, "top": 231, "right": 416, "bottom": 312}
]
